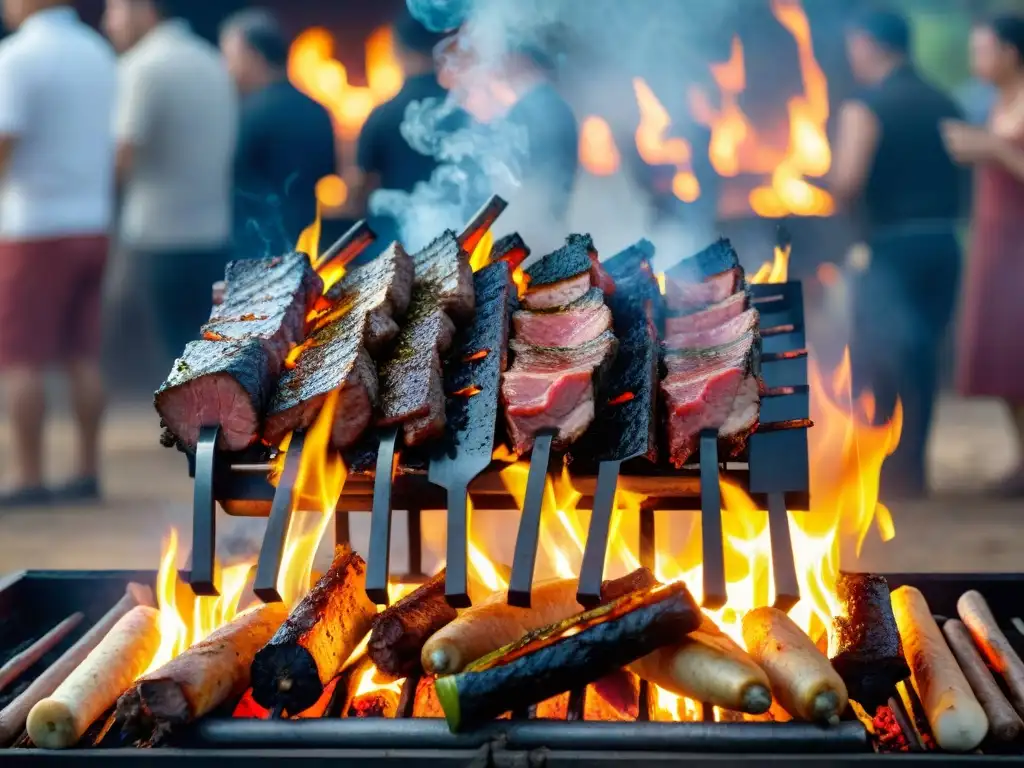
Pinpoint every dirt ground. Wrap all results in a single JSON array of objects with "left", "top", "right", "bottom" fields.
[{"left": 0, "top": 393, "right": 1021, "bottom": 579}]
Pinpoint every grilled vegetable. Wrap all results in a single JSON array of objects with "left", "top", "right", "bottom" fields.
[
  {"left": 943, "top": 619, "right": 1023, "bottom": 742},
  {"left": 28, "top": 606, "right": 161, "bottom": 749},
  {"left": 957, "top": 590, "right": 1024, "bottom": 717},
  {"left": 251, "top": 545, "right": 377, "bottom": 713},
  {"left": 892, "top": 586, "right": 988, "bottom": 752},
  {"left": 422, "top": 568, "right": 656, "bottom": 675},
  {"left": 828, "top": 573, "right": 909, "bottom": 708},
  {"left": 434, "top": 582, "right": 701, "bottom": 731},
  {"left": 631, "top": 615, "right": 771, "bottom": 714},
  {"left": 742, "top": 607, "right": 848, "bottom": 723}
]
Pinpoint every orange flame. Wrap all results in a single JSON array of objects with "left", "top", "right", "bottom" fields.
[
  {"left": 288, "top": 26, "right": 403, "bottom": 140},
  {"left": 689, "top": 0, "right": 834, "bottom": 218},
  {"left": 750, "top": 243, "right": 791, "bottom": 284},
  {"left": 469, "top": 229, "right": 495, "bottom": 273},
  {"left": 512, "top": 266, "right": 529, "bottom": 299},
  {"left": 579, "top": 116, "right": 621, "bottom": 176},
  {"left": 633, "top": 78, "right": 700, "bottom": 203}
]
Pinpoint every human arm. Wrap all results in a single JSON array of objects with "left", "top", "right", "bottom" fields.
[
  {"left": 943, "top": 119, "right": 1024, "bottom": 183},
  {"left": 830, "top": 100, "right": 880, "bottom": 207},
  {"left": 0, "top": 49, "right": 28, "bottom": 178},
  {"left": 113, "top": 60, "right": 156, "bottom": 185}
]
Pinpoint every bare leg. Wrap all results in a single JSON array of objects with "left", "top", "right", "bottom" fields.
[
  {"left": 2, "top": 366, "right": 46, "bottom": 489},
  {"left": 66, "top": 359, "right": 105, "bottom": 480}
]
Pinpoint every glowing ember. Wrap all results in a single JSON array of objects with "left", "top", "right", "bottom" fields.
[
  {"left": 469, "top": 230, "right": 495, "bottom": 273},
  {"left": 633, "top": 78, "right": 701, "bottom": 203},
  {"left": 202, "top": 331, "right": 226, "bottom": 342},
  {"left": 608, "top": 392, "right": 635, "bottom": 406},
  {"left": 288, "top": 26, "right": 403, "bottom": 140},
  {"left": 353, "top": 665, "right": 405, "bottom": 698},
  {"left": 579, "top": 115, "right": 621, "bottom": 176},
  {"left": 750, "top": 244, "right": 791, "bottom": 285},
  {"left": 462, "top": 349, "right": 490, "bottom": 363},
  {"left": 451, "top": 385, "right": 482, "bottom": 397}
]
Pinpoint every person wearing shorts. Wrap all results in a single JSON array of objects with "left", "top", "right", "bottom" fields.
[{"left": 0, "top": 1, "right": 117, "bottom": 506}]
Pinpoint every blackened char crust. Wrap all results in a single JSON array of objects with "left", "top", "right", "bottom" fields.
[
  {"left": 665, "top": 238, "right": 740, "bottom": 284},
  {"left": 524, "top": 236, "right": 593, "bottom": 287}
]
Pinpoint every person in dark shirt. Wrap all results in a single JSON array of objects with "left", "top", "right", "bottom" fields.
[
  {"left": 353, "top": 12, "right": 452, "bottom": 256},
  {"left": 220, "top": 9, "right": 337, "bottom": 259},
  {"left": 832, "top": 10, "right": 965, "bottom": 499}
]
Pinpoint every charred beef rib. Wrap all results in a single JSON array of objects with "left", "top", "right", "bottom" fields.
[
  {"left": 376, "top": 230, "right": 475, "bottom": 447},
  {"left": 156, "top": 252, "right": 323, "bottom": 451},
  {"left": 660, "top": 239, "right": 763, "bottom": 467},
  {"left": 501, "top": 235, "right": 618, "bottom": 454},
  {"left": 263, "top": 243, "right": 415, "bottom": 450}
]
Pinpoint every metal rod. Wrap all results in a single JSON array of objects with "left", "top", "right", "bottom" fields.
[
  {"left": 334, "top": 509, "right": 350, "bottom": 550},
  {"left": 566, "top": 688, "right": 587, "bottom": 721},
  {"left": 190, "top": 425, "right": 220, "bottom": 596},
  {"left": 456, "top": 194, "right": 508, "bottom": 251},
  {"left": 193, "top": 718, "right": 869, "bottom": 753},
  {"left": 699, "top": 430, "right": 727, "bottom": 610},
  {"left": 408, "top": 508, "right": 423, "bottom": 577},
  {"left": 508, "top": 432, "right": 555, "bottom": 607},
  {"left": 767, "top": 492, "right": 800, "bottom": 612},
  {"left": 315, "top": 219, "right": 375, "bottom": 270},
  {"left": 577, "top": 460, "right": 622, "bottom": 607},
  {"left": 253, "top": 430, "right": 307, "bottom": 603},
  {"left": 639, "top": 501, "right": 656, "bottom": 571},
  {"left": 445, "top": 484, "right": 472, "bottom": 608},
  {"left": 365, "top": 427, "right": 400, "bottom": 605}
]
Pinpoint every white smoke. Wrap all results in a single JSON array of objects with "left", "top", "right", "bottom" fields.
[{"left": 375, "top": 0, "right": 744, "bottom": 263}]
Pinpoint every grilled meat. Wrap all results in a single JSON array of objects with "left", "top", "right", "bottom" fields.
[
  {"left": 203, "top": 253, "right": 323, "bottom": 375},
  {"left": 663, "top": 329, "right": 759, "bottom": 377},
  {"left": 264, "top": 313, "right": 380, "bottom": 449},
  {"left": 663, "top": 308, "right": 758, "bottom": 351},
  {"left": 520, "top": 236, "right": 595, "bottom": 310},
  {"left": 512, "top": 291, "right": 612, "bottom": 348},
  {"left": 509, "top": 331, "right": 618, "bottom": 376},
  {"left": 318, "top": 242, "right": 416, "bottom": 353},
  {"left": 263, "top": 244, "right": 415, "bottom": 449},
  {"left": 665, "top": 290, "right": 749, "bottom": 336},
  {"left": 413, "top": 231, "right": 475, "bottom": 321},
  {"left": 664, "top": 267, "right": 743, "bottom": 311},
  {"left": 663, "top": 368, "right": 761, "bottom": 467},
  {"left": 155, "top": 339, "right": 274, "bottom": 452},
  {"left": 666, "top": 238, "right": 741, "bottom": 285}
]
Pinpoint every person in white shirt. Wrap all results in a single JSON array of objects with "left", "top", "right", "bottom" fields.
[
  {"left": 103, "top": 0, "right": 238, "bottom": 368},
  {"left": 0, "top": 0, "right": 117, "bottom": 507}
]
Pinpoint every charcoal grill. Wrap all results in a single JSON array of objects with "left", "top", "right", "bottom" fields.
[{"left": 2, "top": 569, "right": 1024, "bottom": 765}]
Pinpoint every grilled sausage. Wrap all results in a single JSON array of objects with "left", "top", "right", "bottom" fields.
[
  {"left": 957, "top": 590, "right": 1024, "bottom": 717},
  {"left": 27, "top": 606, "right": 160, "bottom": 749},
  {"left": 632, "top": 615, "right": 771, "bottom": 714},
  {"left": 892, "top": 586, "right": 988, "bottom": 752},
  {"left": 742, "top": 607, "right": 848, "bottom": 723}
]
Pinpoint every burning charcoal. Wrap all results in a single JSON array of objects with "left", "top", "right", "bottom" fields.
[
  {"left": 828, "top": 573, "right": 909, "bottom": 709},
  {"left": 434, "top": 582, "right": 701, "bottom": 731},
  {"left": 251, "top": 545, "right": 377, "bottom": 715}
]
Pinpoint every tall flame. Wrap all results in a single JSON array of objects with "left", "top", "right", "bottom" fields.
[
  {"left": 633, "top": 78, "right": 700, "bottom": 203},
  {"left": 689, "top": 0, "right": 834, "bottom": 218},
  {"left": 469, "top": 230, "right": 495, "bottom": 273},
  {"left": 579, "top": 116, "right": 621, "bottom": 177},
  {"left": 288, "top": 26, "right": 404, "bottom": 140},
  {"left": 750, "top": 243, "right": 791, "bottom": 284}
]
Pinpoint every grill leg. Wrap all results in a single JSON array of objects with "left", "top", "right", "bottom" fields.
[{"left": 334, "top": 509, "right": 350, "bottom": 550}]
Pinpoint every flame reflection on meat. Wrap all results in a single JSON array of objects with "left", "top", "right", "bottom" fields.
[{"left": 579, "top": 115, "right": 621, "bottom": 176}]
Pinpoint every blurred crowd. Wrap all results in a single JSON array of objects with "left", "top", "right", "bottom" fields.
[{"left": 0, "top": 0, "right": 1023, "bottom": 506}]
